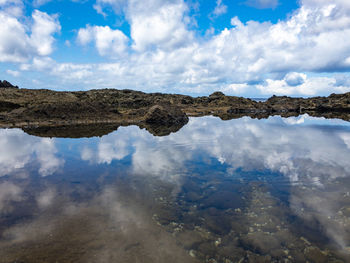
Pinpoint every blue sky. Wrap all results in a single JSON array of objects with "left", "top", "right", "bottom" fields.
[{"left": 1, "top": 0, "right": 350, "bottom": 97}]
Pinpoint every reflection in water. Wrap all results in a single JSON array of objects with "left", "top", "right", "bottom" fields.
[
  {"left": 0, "top": 115, "right": 350, "bottom": 262},
  {"left": 0, "top": 129, "right": 63, "bottom": 177}
]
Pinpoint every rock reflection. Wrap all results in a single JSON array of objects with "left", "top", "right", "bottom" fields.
[{"left": 1, "top": 115, "right": 350, "bottom": 262}]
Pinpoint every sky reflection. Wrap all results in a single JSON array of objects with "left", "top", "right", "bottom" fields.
[{"left": 1, "top": 115, "right": 350, "bottom": 262}]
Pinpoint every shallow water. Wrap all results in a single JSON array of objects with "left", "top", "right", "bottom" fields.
[{"left": 1, "top": 115, "right": 350, "bottom": 262}]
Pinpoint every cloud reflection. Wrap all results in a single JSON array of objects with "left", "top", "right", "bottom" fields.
[
  {"left": 0, "top": 181, "right": 23, "bottom": 213},
  {"left": 81, "top": 115, "right": 350, "bottom": 251},
  {"left": 0, "top": 129, "right": 64, "bottom": 177},
  {"left": 2, "top": 116, "right": 350, "bottom": 260},
  {"left": 82, "top": 115, "right": 350, "bottom": 186}
]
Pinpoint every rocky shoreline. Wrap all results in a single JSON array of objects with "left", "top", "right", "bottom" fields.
[{"left": 1, "top": 80, "right": 350, "bottom": 137}]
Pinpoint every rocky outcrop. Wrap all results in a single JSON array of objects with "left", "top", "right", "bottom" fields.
[
  {"left": 0, "top": 80, "right": 350, "bottom": 137},
  {"left": 145, "top": 104, "right": 189, "bottom": 125},
  {"left": 0, "top": 80, "right": 18, "bottom": 89}
]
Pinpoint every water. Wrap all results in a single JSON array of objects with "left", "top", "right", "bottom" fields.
[
  {"left": 1, "top": 115, "right": 350, "bottom": 262},
  {"left": 250, "top": 98, "right": 268, "bottom": 102}
]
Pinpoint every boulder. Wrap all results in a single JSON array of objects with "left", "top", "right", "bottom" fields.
[
  {"left": 209, "top": 91, "right": 225, "bottom": 100},
  {"left": 144, "top": 104, "right": 189, "bottom": 125}
]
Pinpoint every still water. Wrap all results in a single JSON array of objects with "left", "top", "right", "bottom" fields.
[{"left": 1, "top": 115, "right": 350, "bottom": 263}]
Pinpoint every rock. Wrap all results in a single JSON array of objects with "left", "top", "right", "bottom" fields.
[
  {"left": 144, "top": 104, "right": 189, "bottom": 125},
  {"left": 0, "top": 100, "right": 20, "bottom": 112},
  {"left": 209, "top": 91, "right": 225, "bottom": 100},
  {"left": 239, "top": 232, "right": 281, "bottom": 254},
  {"left": 0, "top": 80, "right": 18, "bottom": 89},
  {"left": 304, "top": 246, "right": 328, "bottom": 263},
  {"left": 246, "top": 252, "right": 272, "bottom": 263},
  {"left": 0, "top": 81, "right": 350, "bottom": 138}
]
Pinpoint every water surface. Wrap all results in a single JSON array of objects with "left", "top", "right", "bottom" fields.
[{"left": 1, "top": 115, "right": 350, "bottom": 262}]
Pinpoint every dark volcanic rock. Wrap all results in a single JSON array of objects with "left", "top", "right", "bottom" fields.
[
  {"left": 209, "top": 91, "right": 225, "bottom": 100},
  {"left": 0, "top": 100, "right": 20, "bottom": 112},
  {"left": 0, "top": 80, "right": 350, "bottom": 138},
  {"left": 145, "top": 104, "right": 189, "bottom": 125},
  {"left": 0, "top": 80, "right": 18, "bottom": 89}
]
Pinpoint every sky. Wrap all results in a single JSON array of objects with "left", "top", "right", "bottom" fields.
[{"left": 1, "top": 0, "right": 350, "bottom": 97}]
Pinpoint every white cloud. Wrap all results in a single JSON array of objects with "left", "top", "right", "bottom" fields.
[
  {"left": 33, "top": 0, "right": 51, "bottom": 7},
  {"left": 25, "top": 57, "right": 56, "bottom": 71},
  {"left": 256, "top": 75, "right": 348, "bottom": 96},
  {"left": 245, "top": 0, "right": 279, "bottom": 9},
  {"left": 284, "top": 72, "right": 306, "bottom": 87},
  {"left": 0, "top": 12, "right": 30, "bottom": 62},
  {"left": 4, "top": 0, "right": 350, "bottom": 96},
  {"left": 127, "top": 0, "right": 193, "bottom": 51},
  {"left": 212, "top": 0, "right": 227, "bottom": 17},
  {"left": 93, "top": 0, "right": 126, "bottom": 16},
  {"left": 77, "top": 25, "right": 128, "bottom": 57},
  {"left": 30, "top": 10, "right": 61, "bottom": 56},
  {"left": 0, "top": 0, "right": 21, "bottom": 4},
  {"left": 6, "top": 69, "right": 20, "bottom": 76},
  {"left": 0, "top": 8, "right": 60, "bottom": 63},
  {"left": 302, "top": 0, "right": 350, "bottom": 10},
  {"left": 51, "top": 0, "right": 349, "bottom": 95},
  {"left": 0, "top": 0, "right": 23, "bottom": 17}
]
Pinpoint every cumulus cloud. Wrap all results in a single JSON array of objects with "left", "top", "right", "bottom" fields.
[
  {"left": 127, "top": 0, "right": 193, "bottom": 51},
  {"left": 255, "top": 75, "right": 350, "bottom": 96},
  {"left": 3, "top": 0, "right": 350, "bottom": 96},
  {"left": 34, "top": 0, "right": 348, "bottom": 95},
  {"left": 77, "top": 25, "right": 128, "bottom": 57},
  {"left": 30, "top": 10, "right": 61, "bottom": 56},
  {"left": 0, "top": 12, "right": 31, "bottom": 62},
  {"left": 0, "top": 7, "right": 60, "bottom": 63},
  {"left": 284, "top": 72, "right": 306, "bottom": 87}
]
